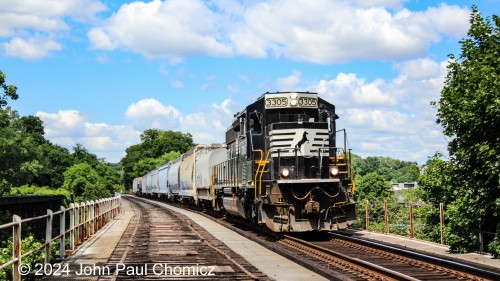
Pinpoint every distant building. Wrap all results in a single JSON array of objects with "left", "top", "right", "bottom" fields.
[
  {"left": 391, "top": 182, "right": 418, "bottom": 191},
  {"left": 391, "top": 182, "right": 422, "bottom": 206}
]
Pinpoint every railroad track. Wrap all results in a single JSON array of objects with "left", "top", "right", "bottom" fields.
[
  {"left": 99, "top": 196, "right": 270, "bottom": 280},
  {"left": 121, "top": 196, "right": 500, "bottom": 280},
  {"left": 278, "top": 233, "right": 500, "bottom": 281}
]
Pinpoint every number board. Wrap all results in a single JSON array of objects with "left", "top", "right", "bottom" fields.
[
  {"left": 264, "top": 94, "right": 318, "bottom": 109},
  {"left": 298, "top": 97, "right": 317, "bottom": 107},
  {"left": 265, "top": 97, "right": 288, "bottom": 108}
]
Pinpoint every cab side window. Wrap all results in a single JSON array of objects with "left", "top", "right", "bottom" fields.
[{"left": 249, "top": 112, "right": 262, "bottom": 134}]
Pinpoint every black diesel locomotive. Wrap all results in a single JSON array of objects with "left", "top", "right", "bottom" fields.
[{"left": 135, "top": 92, "right": 356, "bottom": 232}]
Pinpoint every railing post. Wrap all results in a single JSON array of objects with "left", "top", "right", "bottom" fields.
[
  {"left": 100, "top": 199, "right": 103, "bottom": 228},
  {"left": 60, "top": 206, "right": 66, "bottom": 259},
  {"left": 96, "top": 200, "right": 100, "bottom": 230},
  {"left": 45, "top": 209, "right": 53, "bottom": 264},
  {"left": 365, "top": 199, "right": 369, "bottom": 231},
  {"left": 384, "top": 199, "right": 389, "bottom": 234},
  {"left": 80, "top": 202, "right": 84, "bottom": 243},
  {"left": 12, "top": 215, "right": 22, "bottom": 281},
  {"left": 75, "top": 203, "right": 80, "bottom": 246},
  {"left": 409, "top": 201, "right": 414, "bottom": 239},
  {"left": 118, "top": 194, "right": 122, "bottom": 215},
  {"left": 440, "top": 203, "right": 444, "bottom": 245},
  {"left": 90, "top": 200, "right": 95, "bottom": 236},
  {"left": 111, "top": 198, "right": 115, "bottom": 219},
  {"left": 85, "top": 201, "right": 90, "bottom": 240},
  {"left": 110, "top": 199, "right": 114, "bottom": 219},
  {"left": 69, "top": 203, "right": 75, "bottom": 250},
  {"left": 106, "top": 199, "right": 110, "bottom": 223}
]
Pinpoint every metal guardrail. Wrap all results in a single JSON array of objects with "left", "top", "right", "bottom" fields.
[{"left": 0, "top": 194, "right": 122, "bottom": 281}]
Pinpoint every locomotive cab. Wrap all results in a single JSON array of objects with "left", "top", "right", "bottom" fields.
[{"left": 215, "top": 91, "right": 356, "bottom": 232}]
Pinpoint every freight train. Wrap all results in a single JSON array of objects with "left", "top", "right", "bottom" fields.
[{"left": 132, "top": 92, "right": 356, "bottom": 232}]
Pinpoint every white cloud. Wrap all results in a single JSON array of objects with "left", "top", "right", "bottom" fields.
[
  {"left": 87, "top": 1, "right": 469, "bottom": 63},
  {"left": 354, "top": 0, "right": 404, "bottom": 9},
  {"left": 88, "top": 0, "right": 231, "bottom": 59},
  {"left": 0, "top": 0, "right": 105, "bottom": 21},
  {"left": 229, "top": 25, "right": 268, "bottom": 58},
  {"left": 211, "top": 98, "right": 232, "bottom": 115},
  {"left": 316, "top": 73, "right": 396, "bottom": 108},
  {"left": 418, "top": 3, "right": 471, "bottom": 37},
  {"left": 237, "top": 1, "right": 469, "bottom": 63},
  {"left": 124, "top": 98, "right": 235, "bottom": 145},
  {"left": 397, "top": 58, "right": 441, "bottom": 80},
  {"left": 87, "top": 29, "right": 114, "bottom": 50},
  {"left": 0, "top": 0, "right": 106, "bottom": 59},
  {"left": 36, "top": 110, "right": 140, "bottom": 162},
  {"left": 313, "top": 57, "right": 448, "bottom": 163},
  {"left": 276, "top": 71, "right": 302, "bottom": 91},
  {"left": 180, "top": 99, "right": 235, "bottom": 144},
  {"left": 125, "top": 98, "right": 182, "bottom": 131},
  {"left": 2, "top": 37, "right": 62, "bottom": 60},
  {"left": 36, "top": 110, "right": 86, "bottom": 135}
]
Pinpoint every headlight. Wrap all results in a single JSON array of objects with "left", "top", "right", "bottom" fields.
[
  {"left": 330, "top": 166, "right": 339, "bottom": 177},
  {"left": 280, "top": 167, "right": 290, "bottom": 178},
  {"left": 289, "top": 93, "right": 299, "bottom": 107}
]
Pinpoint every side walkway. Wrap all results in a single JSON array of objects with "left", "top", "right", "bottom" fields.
[{"left": 42, "top": 199, "right": 135, "bottom": 280}]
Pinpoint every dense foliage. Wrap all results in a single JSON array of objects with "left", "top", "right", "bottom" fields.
[
  {"left": 351, "top": 155, "right": 419, "bottom": 183},
  {"left": 0, "top": 236, "right": 44, "bottom": 280},
  {"left": 121, "top": 129, "right": 194, "bottom": 188},
  {"left": 0, "top": 71, "right": 18, "bottom": 108},
  {"left": 0, "top": 70, "right": 121, "bottom": 202},
  {"left": 351, "top": 155, "right": 419, "bottom": 231},
  {"left": 423, "top": 7, "right": 500, "bottom": 256}
]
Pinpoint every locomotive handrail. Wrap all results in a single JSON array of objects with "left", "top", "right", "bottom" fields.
[{"left": 253, "top": 149, "right": 271, "bottom": 200}]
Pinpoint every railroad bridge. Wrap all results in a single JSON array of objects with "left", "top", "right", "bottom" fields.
[{"left": 1, "top": 195, "right": 499, "bottom": 280}]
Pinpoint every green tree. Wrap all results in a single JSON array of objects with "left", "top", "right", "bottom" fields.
[
  {"left": 94, "top": 162, "right": 122, "bottom": 194},
  {"left": 432, "top": 7, "right": 500, "bottom": 256},
  {"left": 355, "top": 172, "right": 393, "bottom": 202},
  {"left": 34, "top": 143, "right": 73, "bottom": 188},
  {"left": 0, "top": 108, "right": 43, "bottom": 188},
  {"left": 62, "top": 163, "right": 117, "bottom": 202},
  {"left": 0, "top": 71, "right": 18, "bottom": 108},
  {"left": 352, "top": 155, "right": 419, "bottom": 182},
  {"left": 140, "top": 129, "right": 194, "bottom": 157},
  {"left": 63, "top": 163, "right": 100, "bottom": 201},
  {"left": 121, "top": 129, "right": 194, "bottom": 188},
  {"left": 354, "top": 172, "right": 395, "bottom": 231},
  {"left": 72, "top": 143, "right": 101, "bottom": 167},
  {"left": 418, "top": 153, "right": 455, "bottom": 205}
]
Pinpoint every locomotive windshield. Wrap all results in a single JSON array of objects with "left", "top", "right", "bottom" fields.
[{"left": 266, "top": 108, "right": 319, "bottom": 124}]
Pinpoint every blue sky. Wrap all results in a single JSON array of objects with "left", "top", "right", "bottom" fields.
[{"left": 1, "top": 0, "right": 499, "bottom": 163}]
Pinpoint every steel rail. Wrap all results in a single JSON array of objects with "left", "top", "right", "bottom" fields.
[
  {"left": 281, "top": 235, "right": 419, "bottom": 281},
  {"left": 330, "top": 232, "right": 500, "bottom": 280}
]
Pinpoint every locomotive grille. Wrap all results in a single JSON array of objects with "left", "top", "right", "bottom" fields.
[{"left": 269, "top": 128, "right": 329, "bottom": 157}]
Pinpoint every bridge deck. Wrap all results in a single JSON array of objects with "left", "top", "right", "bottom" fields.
[{"left": 43, "top": 196, "right": 326, "bottom": 280}]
